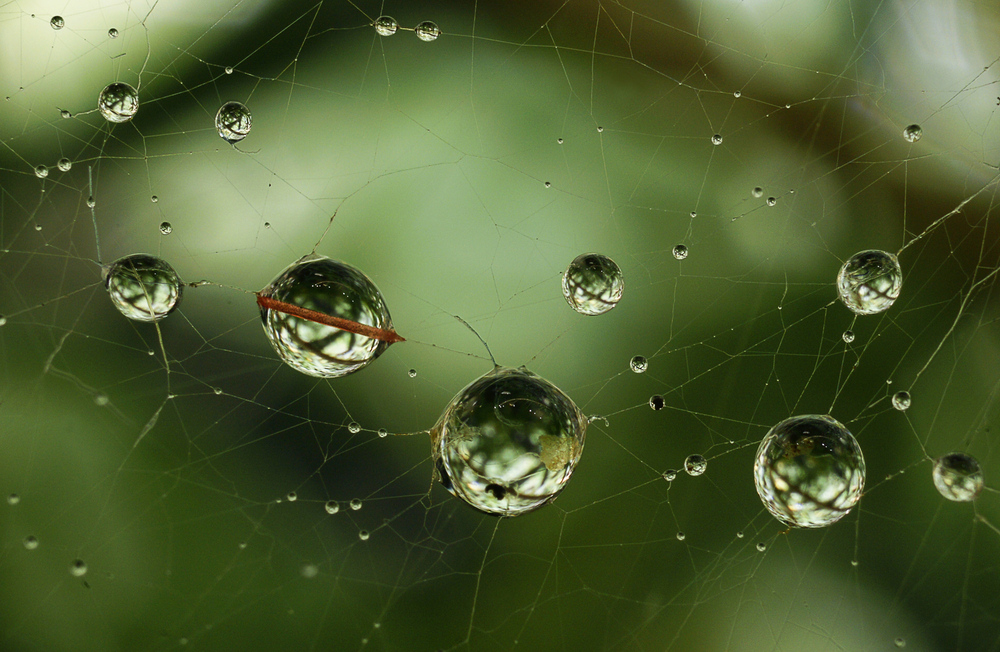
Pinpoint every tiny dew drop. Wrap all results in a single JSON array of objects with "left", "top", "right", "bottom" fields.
[
  {"left": 544, "top": 181, "right": 551, "bottom": 188},
  {"left": 34, "top": 165, "right": 48, "bottom": 179},
  {"left": 894, "top": 637, "right": 906, "bottom": 648},
  {"left": 597, "top": 126, "right": 604, "bottom": 132},
  {"left": 94, "top": 393, "right": 109, "bottom": 406},
  {"left": 0, "top": 315, "right": 7, "bottom": 326},
  {"left": 212, "top": 387, "right": 223, "bottom": 395},
  {"left": 70, "top": 559, "right": 88, "bottom": 577},
  {"left": 224, "top": 66, "right": 233, "bottom": 75},
  {"left": 690, "top": 211, "right": 697, "bottom": 218},
  {"left": 108, "top": 28, "right": 119, "bottom": 38},
  {"left": 358, "top": 530, "right": 370, "bottom": 541},
  {"left": 902, "top": 124, "right": 922, "bottom": 143},
  {"left": 159, "top": 222, "right": 172, "bottom": 235},
  {"left": 842, "top": 330, "right": 855, "bottom": 343},
  {"left": 324, "top": 500, "right": 339, "bottom": 514},
  {"left": 676, "top": 532, "right": 686, "bottom": 541},
  {"left": 891, "top": 391, "right": 911, "bottom": 411},
  {"left": 662, "top": 469, "right": 677, "bottom": 482},
  {"left": 684, "top": 454, "right": 707, "bottom": 476},
  {"left": 350, "top": 498, "right": 362, "bottom": 511},
  {"left": 630, "top": 355, "right": 648, "bottom": 373},
  {"left": 151, "top": 195, "right": 158, "bottom": 203},
  {"left": 734, "top": 91, "right": 741, "bottom": 98},
  {"left": 672, "top": 244, "right": 688, "bottom": 260},
  {"left": 752, "top": 187, "right": 764, "bottom": 198},
  {"left": 61, "top": 109, "right": 72, "bottom": 119},
  {"left": 87, "top": 196, "right": 96, "bottom": 208},
  {"left": 7, "top": 493, "right": 20, "bottom": 505},
  {"left": 711, "top": 134, "right": 723, "bottom": 145},
  {"left": 57, "top": 158, "right": 72, "bottom": 172},
  {"left": 348, "top": 422, "right": 361, "bottom": 434},
  {"left": 756, "top": 542, "right": 766, "bottom": 552},
  {"left": 50, "top": 15, "right": 65, "bottom": 29},
  {"left": 300, "top": 563, "right": 318, "bottom": 579},
  {"left": 649, "top": 395, "right": 665, "bottom": 411},
  {"left": 766, "top": 197, "right": 777, "bottom": 207},
  {"left": 408, "top": 368, "right": 417, "bottom": 378},
  {"left": 736, "top": 531, "right": 744, "bottom": 539},
  {"left": 557, "top": 138, "right": 563, "bottom": 144},
  {"left": 286, "top": 492, "right": 297, "bottom": 502},
  {"left": 377, "top": 429, "right": 388, "bottom": 438},
  {"left": 23, "top": 535, "right": 39, "bottom": 550}
]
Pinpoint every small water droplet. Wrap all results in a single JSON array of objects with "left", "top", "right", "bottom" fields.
[
  {"left": 752, "top": 187, "right": 764, "bottom": 198},
  {"left": 557, "top": 138, "right": 563, "bottom": 144},
  {"left": 23, "top": 535, "right": 38, "bottom": 550},
  {"left": 734, "top": 91, "right": 741, "bottom": 98},
  {"left": 408, "top": 368, "right": 417, "bottom": 378},
  {"left": 108, "top": 28, "right": 119, "bottom": 38},
  {"left": 159, "top": 222, "right": 172, "bottom": 235},
  {"left": 414, "top": 20, "right": 440, "bottom": 42},
  {"left": 902, "top": 124, "right": 922, "bottom": 143},
  {"left": 7, "top": 493, "right": 20, "bottom": 505},
  {"left": 544, "top": 181, "right": 551, "bottom": 188},
  {"left": 50, "top": 16, "right": 65, "bottom": 30},
  {"left": 34, "top": 165, "right": 48, "bottom": 179},
  {"left": 711, "top": 134, "right": 723, "bottom": 145},
  {"left": 892, "top": 391, "right": 911, "bottom": 411},
  {"left": 94, "top": 393, "right": 109, "bottom": 406},
  {"left": 842, "top": 330, "right": 855, "bottom": 343},
  {"left": 676, "top": 532, "right": 686, "bottom": 541},
  {"left": 597, "top": 126, "right": 604, "bottom": 132},
  {"left": 224, "top": 66, "right": 233, "bottom": 75},
  {"left": 350, "top": 498, "right": 362, "bottom": 511},
  {"left": 57, "top": 158, "right": 72, "bottom": 172},
  {"left": 377, "top": 428, "right": 388, "bottom": 438},
  {"left": 151, "top": 195, "right": 158, "bottom": 203},
  {"left": 325, "top": 500, "right": 339, "bottom": 514},
  {"left": 630, "top": 355, "right": 648, "bottom": 373},
  {"left": 286, "top": 492, "right": 297, "bottom": 502},
  {"left": 672, "top": 244, "right": 688, "bottom": 260},
  {"left": 359, "top": 530, "right": 370, "bottom": 541},
  {"left": 70, "top": 559, "right": 88, "bottom": 577},
  {"left": 348, "top": 422, "right": 361, "bottom": 434},
  {"left": 61, "top": 109, "right": 72, "bottom": 119},
  {"left": 649, "top": 395, "right": 665, "bottom": 411},
  {"left": 756, "top": 542, "right": 766, "bottom": 552},
  {"left": 766, "top": 197, "right": 776, "bottom": 207}
]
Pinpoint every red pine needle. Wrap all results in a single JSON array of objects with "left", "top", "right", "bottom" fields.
[{"left": 256, "top": 294, "right": 405, "bottom": 343}]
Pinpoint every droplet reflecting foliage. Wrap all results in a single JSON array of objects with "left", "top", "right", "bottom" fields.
[
  {"left": 630, "top": 356, "right": 648, "bottom": 373},
  {"left": 752, "top": 187, "right": 764, "bottom": 198},
  {"left": 415, "top": 21, "right": 441, "bottom": 41},
  {"left": 98, "top": 81, "right": 138, "bottom": 123},
  {"left": 649, "top": 395, "right": 664, "bottom": 411},
  {"left": 51, "top": 16, "right": 65, "bottom": 30},
  {"left": 215, "top": 101, "right": 252, "bottom": 143},
  {"left": 837, "top": 250, "right": 902, "bottom": 315},
  {"left": 754, "top": 414, "right": 866, "bottom": 528},
  {"left": 562, "top": 253, "right": 624, "bottom": 316},
  {"left": 374, "top": 16, "right": 397, "bottom": 36},
  {"left": 711, "top": 134, "right": 723, "bottom": 145},
  {"left": 57, "top": 158, "right": 72, "bottom": 172},
  {"left": 684, "top": 454, "right": 707, "bottom": 476},
  {"left": 105, "top": 254, "right": 182, "bottom": 322},
  {"left": 159, "top": 222, "right": 172, "bottom": 235},
  {"left": 108, "top": 28, "right": 118, "bottom": 38},
  {"left": 34, "top": 165, "right": 48, "bottom": 179},
  {"left": 70, "top": 559, "right": 88, "bottom": 577},
  {"left": 432, "top": 366, "right": 587, "bottom": 517},
  {"left": 259, "top": 256, "right": 395, "bottom": 378},
  {"left": 902, "top": 124, "right": 922, "bottom": 143},
  {"left": 891, "top": 391, "right": 911, "bottom": 411},
  {"left": 672, "top": 244, "right": 688, "bottom": 260},
  {"left": 842, "top": 330, "right": 855, "bottom": 343},
  {"left": 932, "top": 453, "right": 983, "bottom": 502}
]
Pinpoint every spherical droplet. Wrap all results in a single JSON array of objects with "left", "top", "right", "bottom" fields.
[
  {"left": 7, "top": 493, "right": 20, "bottom": 505},
  {"left": 902, "top": 124, "right": 922, "bottom": 143},
  {"left": 286, "top": 491, "right": 297, "bottom": 502},
  {"left": 408, "top": 368, "right": 417, "bottom": 378},
  {"left": 672, "top": 244, "right": 688, "bottom": 260},
  {"left": 676, "top": 532, "right": 686, "bottom": 541},
  {"left": 215, "top": 101, "right": 252, "bottom": 143},
  {"left": 93, "top": 392, "right": 109, "bottom": 406},
  {"left": 86, "top": 196, "right": 95, "bottom": 208},
  {"left": 324, "top": 500, "right": 339, "bottom": 514},
  {"left": 562, "top": 253, "right": 624, "bottom": 316},
  {"left": 734, "top": 91, "right": 741, "bottom": 98},
  {"left": 630, "top": 355, "right": 648, "bottom": 373},
  {"left": 70, "top": 559, "right": 88, "bottom": 577},
  {"left": 60, "top": 109, "right": 71, "bottom": 119},
  {"left": 57, "top": 158, "right": 72, "bottom": 172},
  {"left": 754, "top": 414, "right": 866, "bottom": 528},
  {"left": 50, "top": 16, "right": 65, "bottom": 30},
  {"left": 894, "top": 637, "right": 906, "bottom": 648},
  {"left": 684, "top": 454, "right": 707, "bottom": 476},
  {"left": 544, "top": 181, "right": 551, "bottom": 188},
  {"left": 159, "top": 222, "right": 172, "bottom": 235},
  {"left": 377, "top": 428, "right": 388, "bottom": 438},
  {"left": 837, "top": 250, "right": 902, "bottom": 315},
  {"left": 98, "top": 81, "right": 138, "bottom": 123},
  {"left": 151, "top": 195, "right": 158, "bottom": 203},
  {"left": 891, "top": 391, "right": 911, "bottom": 411},
  {"left": 649, "top": 395, "right": 665, "bottom": 411},
  {"left": 348, "top": 422, "right": 361, "bottom": 434},
  {"left": 932, "top": 452, "right": 983, "bottom": 502},
  {"left": 224, "top": 66, "right": 233, "bottom": 75},
  {"left": 259, "top": 256, "right": 395, "bottom": 378},
  {"left": 597, "top": 126, "right": 604, "bottom": 133},
  {"left": 662, "top": 469, "right": 677, "bottom": 482},
  {"left": 766, "top": 197, "right": 777, "bottom": 207},
  {"left": 711, "top": 134, "right": 723, "bottom": 145},
  {"left": 736, "top": 531, "right": 744, "bottom": 538},
  {"left": 34, "top": 165, "right": 48, "bottom": 179},
  {"left": 374, "top": 16, "right": 397, "bottom": 36},
  {"left": 432, "top": 366, "right": 587, "bottom": 516},
  {"left": 350, "top": 498, "right": 362, "bottom": 511},
  {"left": 0, "top": 315, "right": 7, "bottom": 326},
  {"left": 108, "top": 28, "right": 119, "bottom": 38},
  {"left": 300, "top": 563, "right": 318, "bottom": 579},
  {"left": 752, "top": 187, "right": 764, "bottom": 198},
  {"left": 104, "top": 254, "right": 183, "bottom": 322},
  {"left": 557, "top": 138, "right": 563, "bottom": 144},
  {"left": 23, "top": 535, "right": 38, "bottom": 550},
  {"left": 358, "top": 530, "right": 370, "bottom": 541},
  {"left": 842, "top": 330, "right": 855, "bottom": 343},
  {"left": 756, "top": 542, "right": 767, "bottom": 552},
  {"left": 212, "top": 387, "right": 223, "bottom": 395},
  {"left": 414, "top": 21, "right": 440, "bottom": 42}
]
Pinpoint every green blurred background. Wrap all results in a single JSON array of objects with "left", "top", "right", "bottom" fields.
[{"left": 1, "top": 0, "right": 999, "bottom": 650}]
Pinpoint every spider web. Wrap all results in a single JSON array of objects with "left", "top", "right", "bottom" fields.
[{"left": 1, "top": 0, "right": 999, "bottom": 650}]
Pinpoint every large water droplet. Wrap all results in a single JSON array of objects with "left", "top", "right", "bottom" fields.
[
  {"left": 374, "top": 16, "right": 397, "bottom": 36},
  {"left": 837, "top": 250, "right": 902, "bottom": 315},
  {"left": 215, "top": 101, "right": 252, "bottom": 143},
  {"left": 902, "top": 124, "right": 922, "bottom": 143},
  {"left": 98, "top": 81, "right": 138, "bottom": 123},
  {"left": 891, "top": 391, "right": 911, "bottom": 411},
  {"left": 415, "top": 21, "right": 440, "bottom": 42},
  {"left": 50, "top": 16, "right": 65, "bottom": 30},
  {"left": 562, "top": 253, "right": 624, "bottom": 316},
  {"left": 684, "top": 454, "right": 707, "bottom": 476},
  {"left": 932, "top": 452, "right": 983, "bottom": 502},
  {"left": 104, "top": 254, "right": 183, "bottom": 322}
]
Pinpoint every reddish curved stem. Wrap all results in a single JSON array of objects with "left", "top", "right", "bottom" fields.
[{"left": 256, "top": 294, "right": 405, "bottom": 344}]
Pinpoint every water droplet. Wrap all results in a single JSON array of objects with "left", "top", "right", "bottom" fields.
[
  {"left": 0, "top": 316, "right": 6, "bottom": 326},
  {"left": 224, "top": 66, "right": 233, "bottom": 75},
  {"left": 891, "top": 391, "right": 911, "bottom": 411},
  {"left": 676, "top": 532, "right": 686, "bottom": 541},
  {"left": 70, "top": 559, "right": 88, "bottom": 577},
  {"left": 60, "top": 109, "right": 71, "bottom": 119},
  {"left": 842, "top": 330, "right": 855, "bottom": 343},
  {"left": 34, "top": 165, "right": 48, "bottom": 179},
  {"left": 215, "top": 101, "right": 252, "bottom": 143},
  {"left": 34, "top": 224, "right": 42, "bottom": 231},
  {"left": 359, "top": 530, "right": 370, "bottom": 541},
  {"left": 684, "top": 454, "right": 707, "bottom": 476},
  {"left": 94, "top": 393, "right": 109, "bottom": 406},
  {"left": 159, "top": 222, "right": 172, "bottom": 235},
  {"left": 260, "top": 256, "right": 396, "bottom": 378},
  {"left": 432, "top": 366, "right": 587, "bottom": 516},
  {"left": 851, "top": 560, "right": 858, "bottom": 567},
  {"left": 105, "top": 254, "right": 183, "bottom": 322},
  {"left": 689, "top": 211, "right": 697, "bottom": 218},
  {"left": 263, "top": 222, "right": 270, "bottom": 228},
  {"left": 785, "top": 103, "right": 791, "bottom": 109},
  {"left": 108, "top": 28, "right": 119, "bottom": 38},
  {"left": 50, "top": 15, "right": 65, "bottom": 29},
  {"left": 286, "top": 491, "right": 297, "bottom": 502},
  {"left": 408, "top": 368, "right": 417, "bottom": 378},
  {"left": 212, "top": 387, "right": 223, "bottom": 395},
  {"left": 23, "top": 535, "right": 38, "bottom": 550},
  {"left": 415, "top": 20, "right": 440, "bottom": 41},
  {"left": 562, "top": 253, "right": 624, "bottom": 316},
  {"left": 557, "top": 138, "right": 563, "bottom": 144},
  {"left": 756, "top": 542, "right": 766, "bottom": 552},
  {"left": 374, "top": 16, "right": 397, "bottom": 36},
  {"left": 87, "top": 196, "right": 96, "bottom": 208},
  {"left": 894, "top": 637, "right": 906, "bottom": 648},
  {"left": 736, "top": 531, "right": 744, "bottom": 539},
  {"left": 301, "top": 563, "right": 318, "bottom": 578},
  {"left": 932, "top": 452, "right": 983, "bottom": 502},
  {"left": 348, "top": 422, "right": 361, "bottom": 434},
  {"left": 57, "top": 158, "right": 72, "bottom": 172},
  {"left": 350, "top": 499, "right": 362, "bottom": 511},
  {"left": 734, "top": 91, "right": 741, "bottom": 98},
  {"left": 649, "top": 395, "right": 665, "bottom": 411},
  {"left": 151, "top": 195, "right": 158, "bottom": 203},
  {"left": 711, "top": 134, "right": 723, "bottom": 145},
  {"left": 837, "top": 250, "right": 902, "bottom": 315},
  {"left": 766, "top": 197, "right": 777, "bottom": 207},
  {"left": 630, "top": 355, "right": 648, "bottom": 373},
  {"left": 7, "top": 493, "right": 20, "bottom": 505},
  {"left": 324, "top": 500, "right": 339, "bottom": 514},
  {"left": 902, "top": 124, "right": 922, "bottom": 143},
  {"left": 377, "top": 429, "right": 388, "bottom": 438},
  {"left": 597, "top": 126, "right": 604, "bottom": 132},
  {"left": 98, "top": 81, "right": 139, "bottom": 123},
  {"left": 672, "top": 244, "right": 688, "bottom": 260},
  {"left": 544, "top": 181, "right": 551, "bottom": 188},
  {"left": 754, "top": 414, "right": 866, "bottom": 528},
  {"left": 752, "top": 187, "right": 764, "bottom": 198},
  {"left": 662, "top": 469, "right": 677, "bottom": 482}
]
